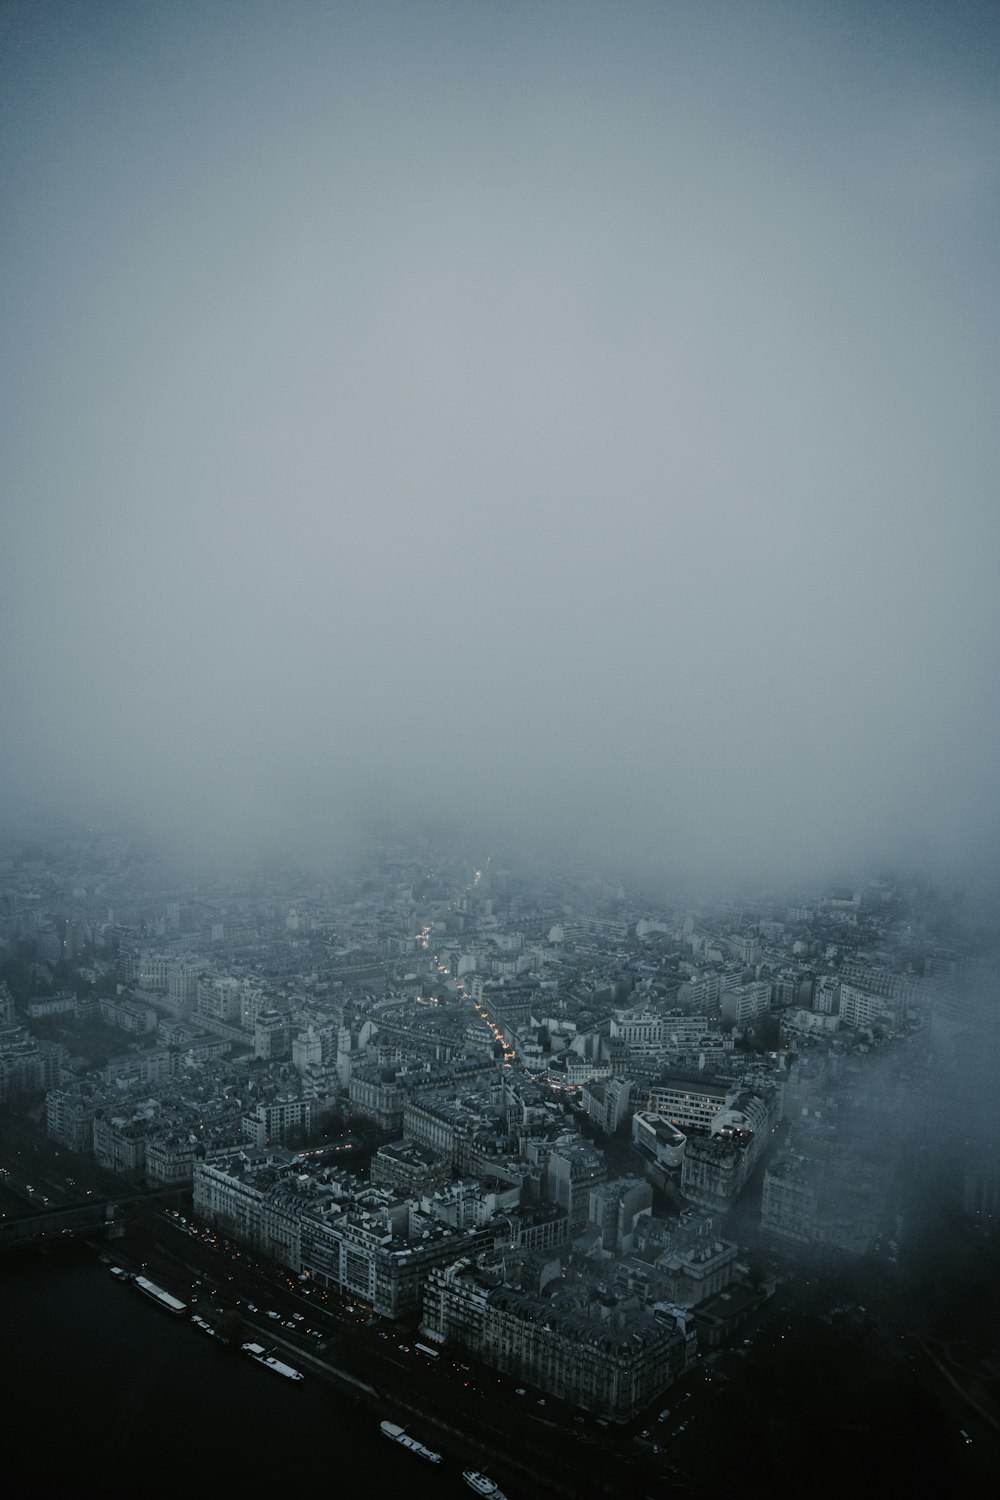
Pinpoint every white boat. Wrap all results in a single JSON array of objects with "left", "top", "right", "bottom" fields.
[
  {"left": 241, "top": 1342, "right": 303, "bottom": 1382},
  {"left": 380, "top": 1421, "right": 443, "bottom": 1464},
  {"left": 109, "top": 1266, "right": 130, "bottom": 1282},
  {"left": 133, "top": 1275, "right": 186, "bottom": 1315},
  {"left": 260, "top": 1353, "right": 304, "bottom": 1382},
  {"left": 463, "top": 1472, "right": 507, "bottom": 1498}
]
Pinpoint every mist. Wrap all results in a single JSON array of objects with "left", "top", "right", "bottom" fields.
[{"left": 2, "top": 1, "right": 998, "bottom": 883}]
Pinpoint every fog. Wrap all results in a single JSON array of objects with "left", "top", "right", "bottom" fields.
[{"left": 2, "top": 1, "right": 998, "bottom": 882}]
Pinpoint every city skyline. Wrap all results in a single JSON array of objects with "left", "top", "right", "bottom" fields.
[{"left": 0, "top": 808, "right": 995, "bottom": 1494}]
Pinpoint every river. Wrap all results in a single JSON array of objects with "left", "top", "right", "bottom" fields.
[{"left": 0, "top": 1236, "right": 505, "bottom": 1497}]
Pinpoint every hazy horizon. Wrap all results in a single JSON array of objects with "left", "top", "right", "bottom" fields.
[{"left": 3, "top": 1, "right": 998, "bottom": 886}]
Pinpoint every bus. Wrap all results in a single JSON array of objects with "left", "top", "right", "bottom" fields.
[{"left": 414, "top": 1343, "right": 440, "bottom": 1360}]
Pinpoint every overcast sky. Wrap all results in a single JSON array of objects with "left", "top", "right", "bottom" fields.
[{"left": 2, "top": 0, "right": 998, "bottom": 881}]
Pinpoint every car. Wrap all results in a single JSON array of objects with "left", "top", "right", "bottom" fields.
[
  {"left": 960, "top": 1429, "right": 972, "bottom": 1444},
  {"left": 537, "top": 1398, "right": 546, "bottom": 1406},
  {"left": 398, "top": 1344, "right": 410, "bottom": 1352},
  {"left": 265, "top": 1311, "right": 281, "bottom": 1320},
  {"left": 291, "top": 1313, "right": 304, "bottom": 1321},
  {"left": 246, "top": 1303, "right": 259, "bottom": 1312},
  {"left": 515, "top": 1388, "right": 526, "bottom": 1396}
]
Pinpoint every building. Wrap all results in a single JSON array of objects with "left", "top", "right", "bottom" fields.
[
  {"left": 630, "top": 1212, "right": 739, "bottom": 1308},
  {"left": 674, "top": 1083, "right": 777, "bottom": 1211},
  {"left": 0, "top": 1026, "right": 49, "bottom": 1102},
  {"left": 47, "top": 1084, "right": 110, "bottom": 1152},
  {"left": 587, "top": 1176, "right": 653, "bottom": 1253},
  {"left": 761, "top": 1141, "right": 886, "bottom": 1256},
  {"left": 99, "top": 995, "right": 157, "bottom": 1034},
  {"left": 421, "top": 1256, "right": 696, "bottom": 1422},
  {"left": 193, "top": 1149, "right": 494, "bottom": 1318},
  {"left": 371, "top": 1139, "right": 450, "bottom": 1196},
  {"left": 27, "top": 992, "right": 78, "bottom": 1020},
  {"left": 242, "top": 1095, "right": 313, "bottom": 1148},
  {"left": 647, "top": 1072, "right": 731, "bottom": 1131},
  {"left": 540, "top": 1137, "right": 607, "bottom": 1231},
  {"left": 581, "top": 1076, "right": 632, "bottom": 1135},
  {"left": 146, "top": 1134, "right": 201, "bottom": 1188},
  {"left": 93, "top": 1112, "right": 150, "bottom": 1181},
  {"left": 631, "top": 1111, "right": 687, "bottom": 1172},
  {"left": 720, "top": 981, "right": 770, "bottom": 1031},
  {"left": 254, "top": 1008, "right": 289, "bottom": 1061}
]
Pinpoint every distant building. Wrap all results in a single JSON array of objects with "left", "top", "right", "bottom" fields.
[
  {"left": 631, "top": 1212, "right": 739, "bottom": 1309},
  {"left": 581, "top": 1076, "right": 632, "bottom": 1135},
  {"left": 47, "top": 1085, "right": 107, "bottom": 1152},
  {"left": 720, "top": 981, "right": 770, "bottom": 1030},
  {"left": 99, "top": 995, "right": 157, "bottom": 1034},
  {"left": 93, "top": 1112, "right": 149, "bottom": 1182},
  {"left": 540, "top": 1137, "right": 607, "bottom": 1232},
  {"left": 632, "top": 1111, "right": 686, "bottom": 1171},
  {"left": 371, "top": 1139, "right": 450, "bottom": 1196},
  {"left": 761, "top": 1144, "right": 886, "bottom": 1256},
  {"left": 0, "top": 1024, "right": 52, "bottom": 1101},
  {"left": 27, "top": 992, "right": 78, "bottom": 1020},
  {"left": 647, "top": 1072, "right": 730, "bottom": 1131},
  {"left": 254, "top": 1008, "right": 289, "bottom": 1061},
  {"left": 679, "top": 1085, "right": 778, "bottom": 1211},
  {"left": 242, "top": 1095, "right": 312, "bottom": 1147},
  {"left": 588, "top": 1176, "right": 652, "bottom": 1253}
]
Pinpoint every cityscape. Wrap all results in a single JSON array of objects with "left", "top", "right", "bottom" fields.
[
  {"left": 0, "top": 815, "right": 997, "bottom": 1494},
  {"left": 2, "top": 3, "right": 998, "bottom": 1496}
]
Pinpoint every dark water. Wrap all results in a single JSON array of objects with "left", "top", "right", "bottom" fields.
[
  {"left": 0, "top": 1243, "right": 478, "bottom": 1498},
  {"left": 7, "top": 1194, "right": 991, "bottom": 1500}
]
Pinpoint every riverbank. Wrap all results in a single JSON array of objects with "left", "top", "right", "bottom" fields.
[{"left": 74, "top": 1220, "right": 632, "bottom": 1500}]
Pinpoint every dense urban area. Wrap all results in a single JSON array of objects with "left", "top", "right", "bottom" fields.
[{"left": 1, "top": 816, "right": 997, "bottom": 1496}]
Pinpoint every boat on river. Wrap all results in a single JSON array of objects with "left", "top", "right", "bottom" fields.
[
  {"left": 379, "top": 1421, "right": 442, "bottom": 1463},
  {"left": 463, "top": 1472, "right": 508, "bottom": 1498},
  {"left": 241, "top": 1341, "right": 303, "bottom": 1382},
  {"left": 132, "top": 1275, "right": 186, "bottom": 1315}
]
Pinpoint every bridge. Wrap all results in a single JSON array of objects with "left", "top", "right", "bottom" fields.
[{"left": 0, "top": 1189, "right": 188, "bottom": 1252}]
